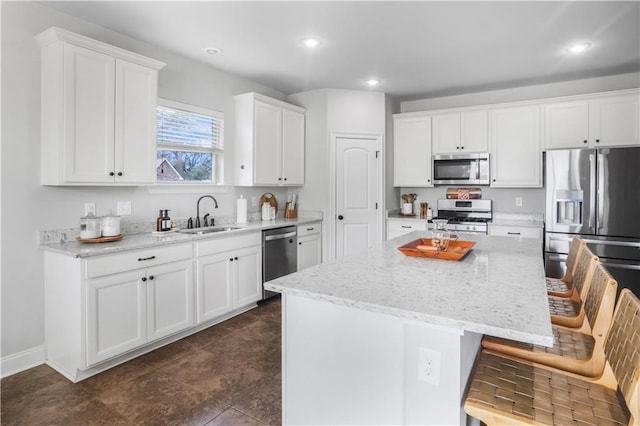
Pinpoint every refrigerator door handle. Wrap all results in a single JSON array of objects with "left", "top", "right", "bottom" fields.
[
  {"left": 588, "top": 152, "right": 596, "bottom": 232},
  {"left": 596, "top": 151, "right": 604, "bottom": 233}
]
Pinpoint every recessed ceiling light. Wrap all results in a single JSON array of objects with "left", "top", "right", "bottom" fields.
[
  {"left": 565, "top": 42, "right": 591, "bottom": 54},
  {"left": 203, "top": 47, "right": 223, "bottom": 55},
  {"left": 365, "top": 79, "right": 381, "bottom": 87},
  {"left": 301, "top": 38, "right": 322, "bottom": 48}
]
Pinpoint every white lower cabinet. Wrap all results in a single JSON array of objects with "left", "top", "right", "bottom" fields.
[
  {"left": 196, "top": 232, "right": 262, "bottom": 323},
  {"left": 86, "top": 259, "right": 193, "bottom": 365},
  {"left": 386, "top": 219, "right": 427, "bottom": 240},
  {"left": 297, "top": 224, "right": 322, "bottom": 271}
]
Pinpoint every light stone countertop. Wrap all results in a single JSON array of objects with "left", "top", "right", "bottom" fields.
[
  {"left": 40, "top": 217, "right": 322, "bottom": 258},
  {"left": 265, "top": 231, "right": 554, "bottom": 347}
]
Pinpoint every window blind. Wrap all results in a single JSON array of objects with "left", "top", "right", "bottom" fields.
[{"left": 157, "top": 105, "right": 224, "bottom": 150}]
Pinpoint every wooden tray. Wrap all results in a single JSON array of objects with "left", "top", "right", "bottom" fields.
[
  {"left": 76, "top": 234, "right": 124, "bottom": 243},
  {"left": 398, "top": 238, "right": 475, "bottom": 261},
  {"left": 259, "top": 192, "right": 278, "bottom": 214},
  {"left": 399, "top": 213, "right": 416, "bottom": 217}
]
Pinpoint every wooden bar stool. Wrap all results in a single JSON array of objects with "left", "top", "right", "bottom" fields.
[
  {"left": 482, "top": 262, "right": 617, "bottom": 378},
  {"left": 548, "top": 246, "right": 598, "bottom": 332},
  {"left": 546, "top": 236, "right": 586, "bottom": 298},
  {"left": 464, "top": 289, "right": 640, "bottom": 425}
]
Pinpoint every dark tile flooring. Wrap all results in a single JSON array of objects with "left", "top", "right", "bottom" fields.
[{"left": 1, "top": 297, "right": 283, "bottom": 426}]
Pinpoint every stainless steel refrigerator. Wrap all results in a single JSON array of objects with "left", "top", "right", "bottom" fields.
[{"left": 545, "top": 147, "right": 640, "bottom": 298}]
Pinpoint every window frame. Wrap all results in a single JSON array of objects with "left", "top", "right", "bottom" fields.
[{"left": 156, "top": 98, "right": 224, "bottom": 185}]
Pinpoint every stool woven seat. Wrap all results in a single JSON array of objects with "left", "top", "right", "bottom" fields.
[
  {"left": 546, "top": 237, "right": 586, "bottom": 298},
  {"left": 483, "top": 262, "right": 617, "bottom": 378},
  {"left": 465, "top": 351, "right": 631, "bottom": 425}
]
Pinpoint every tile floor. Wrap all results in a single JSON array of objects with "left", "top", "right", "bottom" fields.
[{"left": 1, "top": 297, "right": 283, "bottom": 426}]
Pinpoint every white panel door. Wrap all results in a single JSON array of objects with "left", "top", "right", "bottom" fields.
[
  {"left": 197, "top": 252, "right": 234, "bottom": 323},
  {"left": 297, "top": 234, "right": 322, "bottom": 271},
  {"left": 234, "top": 245, "right": 262, "bottom": 308},
  {"left": 86, "top": 270, "right": 146, "bottom": 365},
  {"left": 543, "top": 100, "right": 589, "bottom": 149},
  {"left": 460, "top": 110, "right": 488, "bottom": 152},
  {"left": 254, "top": 101, "right": 282, "bottom": 185},
  {"left": 282, "top": 108, "right": 305, "bottom": 185},
  {"left": 63, "top": 43, "right": 115, "bottom": 183},
  {"left": 146, "top": 260, "right": 194, "bottom": 342},
  {"left": 336, "top": 137, "right": 380, "bottom": 258},
  {"left": 114, "top": 59, "right": 158, "bottom": 184},
  {"left": 432, "top": 113, "right": 460, "bottom": 154}
]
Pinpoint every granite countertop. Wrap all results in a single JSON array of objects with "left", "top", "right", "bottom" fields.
[
  {"left": 41, "top": 217, "right": 322, "bottom": 258},
  {"left": 266, "top": 231, "right": 553, "bottom": 347}
]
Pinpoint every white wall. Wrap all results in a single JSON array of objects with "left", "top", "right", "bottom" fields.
[{"left": 0, "top": 2, "right": 289, "bottom": 362}]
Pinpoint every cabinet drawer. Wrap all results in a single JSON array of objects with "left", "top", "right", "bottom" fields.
[
  {"left": 387, "top": 220, "right": 427, "bottom": 233},
  {"left": 86, "top": 243, "right": 192, "bottom": 278},
  {"left": 297, "top": 223, "right": 322, "bottom": 237},
  {"left": 196, "top": 232, "right": 261, "bottom": 257},
  {"left": 489, "top": 225, "right": 542, "bottom": 240}
]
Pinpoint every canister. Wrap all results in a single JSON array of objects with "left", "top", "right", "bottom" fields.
[
  {"left": 80, "top": 213, "right": 101, "bottom": 239},
  {"left": 101, "top": 213, "right": 121, "bottom": 237}
]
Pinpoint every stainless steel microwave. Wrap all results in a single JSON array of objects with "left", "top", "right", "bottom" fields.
[{"left": 432, "top": 153, "right": 490, "bottom": 185}]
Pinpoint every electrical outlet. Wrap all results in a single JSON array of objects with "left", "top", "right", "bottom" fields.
[
  {"left": 418, "top": 347, "right": 441, "bottom": 385},
  {"left": 515, "top": 197, "right": 523, "bottom": 207},
  {"left": 84, "top": 202, "right": 96, "bottom": 216},
  {"left": 251, "top": 196, "right": 258, "bottom": 207},
  {"left": 117, "top": 201, "right": 132, "bottom": 215}
]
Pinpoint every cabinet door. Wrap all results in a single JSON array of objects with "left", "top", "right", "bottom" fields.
[
  {"left": 86, "top": 270, "right": 146, "bottom": 365},
  {"left": 282, "top": 108, "right": 305, "bottom": 185},
  {"left": 114, "top": 59, "right": 158, "bottom": 184},
  {"left": 197, "top": 252, "right": 234, "bottom": 323},
  {"left": 460, "top": 110, "right": 488, "bottom": 152},
  {"left": 393, "top": 115, "right": 432, "bottom": 187},
  {"left": 63, "top": 44, "right": 115, "bottom": 183},
  {"left": 590, "top": 94, "right": 640, "bottom": 147},
  {"left": 146, "top": 260, "right": 194, "bottom": 342},
  {"left": 297, "top": 234, "right": 322, "bottom": 271},
  {"left": 254, "top": 101, "right": 282, "bottom": 185},
  {"left": 432, "top": 113, "right": 460, "bottom": 154},
  {"left": 234, "top": 245, "right": 262, "bottom": 308},
  {"left": 543, "top": 100, "right": 589, "bottom": 149},
  {"left": 490, "top": 105, "right": 542, "bottom": 187}
]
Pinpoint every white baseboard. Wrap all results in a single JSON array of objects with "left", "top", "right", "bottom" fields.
[{"left": 1, "top": 346, "right": 45, "bottom": 378}]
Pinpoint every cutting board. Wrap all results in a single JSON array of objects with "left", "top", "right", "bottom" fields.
[{"left": 259, "top": 193, "right": 278, "bottom": 214}]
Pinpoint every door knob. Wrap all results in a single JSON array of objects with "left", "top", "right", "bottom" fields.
[{"left": 338, "top": 215, "right": 344, "bottom": 220}]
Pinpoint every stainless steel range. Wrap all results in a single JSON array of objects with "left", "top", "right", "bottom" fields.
[{"left": 428, "top": 199, "right": 492, "bottom": 234}]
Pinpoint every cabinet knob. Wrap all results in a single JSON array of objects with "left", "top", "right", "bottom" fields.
[
  {"left": 109, "top": 172, "right": 115, "bottom": 176},
  {"left": 298, "top": 242, "right": 302, "bottom": 245},
  {"left": 229, "top": 258, "right": 234, "bottom": 262},
  {"left": 338, "top": 215, "right": 344, "bottom": 220},
  {"left": 234, "top": 257, "right": 238, "bottom": 260},
  {"left": 595, "top": 139, "right": 600, "bottom": 143},
  {"left": 460, "top": 146, "right": 464, "bottom": 149},
  {"left": 141, "top": 277, "right": 147, "bottom": 282},
  {"left": 284, "top": 178, "right": 287, "bottom": 181},
  {"left": 493, "top": 179, "right": 496, "bottom": 182},
  {"left": 278, "top": 177, "right": 282, "bottom": 181},
  {"left": 427, "top": 179, "right": 431, "bottom": 183},
  {"left": 583, "top": 140, "right": 588, "bottom": 144},
  {"left": 149, "top": 275, "right": 154, "bottom": 280},
  {"left": 117, "top": 172, "right": 123, "bottom": 177}
]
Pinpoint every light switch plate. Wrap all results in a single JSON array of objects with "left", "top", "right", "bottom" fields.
[
  {"left": 117, "top": 201, "right": 132, "bottom": 215},
  {"left": 515, "top": 197, "right": 523, "bottom": 207},
  {"left": 84, "top": 202, "right": 96, "bottom": 216}
]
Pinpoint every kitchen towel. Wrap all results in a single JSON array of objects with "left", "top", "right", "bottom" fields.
[{"left": 236, "top": 195, "right": 247, "bottom": 224}]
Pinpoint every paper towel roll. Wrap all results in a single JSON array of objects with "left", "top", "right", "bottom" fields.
[{"left": 236, "top": 197, "right": 247, "bottom": 224}]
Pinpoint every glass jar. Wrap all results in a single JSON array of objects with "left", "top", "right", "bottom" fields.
[
  {"left": 80, "top": 213, "right": 101, "bottom": 239},
  {"left": 431, "top": 219, "right": 453, "bottom": 251},
  {"left": 101, "top": 213, "right": 121, "bottom": 237}
]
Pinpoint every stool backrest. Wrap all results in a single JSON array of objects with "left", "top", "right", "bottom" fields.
[
  {"left": 583, "top": 262, "right": 617, "bottom": 348},
  {"left": 571, "top": 246, "right": 598, "bottom": 300},
  {"left": 564, "top": 237, "right": 586, "bottom": 282},
  {"left": 604, "top": 289, "right": 640, "bottom": 418}
]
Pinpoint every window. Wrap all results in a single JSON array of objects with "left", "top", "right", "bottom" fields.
[{"left": 156, "top": 99, "right": 224, "bottom": 184}]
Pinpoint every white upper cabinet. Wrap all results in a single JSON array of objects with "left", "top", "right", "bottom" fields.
[
  {"left": 234, "top": 93, "right": 305, "bottom": 186},
  {"left": 393, "top": 114, "right": 432, "bottom": 187},
  {"left": 432, "top": 110, "right": 488, "bottom": 154},
  {"left": 36, "top": 27, "right": 165, "bottom": 186},
  {"left": 543, "top": 90, "right": 639, "bottom": 149},
  {"left": 490, "top": 105, "right": 542, "bottom": 187}
]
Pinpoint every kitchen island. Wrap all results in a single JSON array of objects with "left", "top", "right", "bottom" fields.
[{"left": 265, "top": 232, "right": 553, "bottom": 425}]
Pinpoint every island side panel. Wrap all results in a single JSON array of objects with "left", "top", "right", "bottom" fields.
[{"left": 282, "top": 294, "right": 482, "bottom": 425}]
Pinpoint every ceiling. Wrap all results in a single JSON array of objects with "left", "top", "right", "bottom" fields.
[{"left": 41, "top": 1, "right": 640, "bottom": 101}]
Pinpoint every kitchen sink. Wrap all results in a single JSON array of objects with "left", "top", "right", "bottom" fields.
[{"left": 179, "top": 226, "right": 242, "bottom": 235}]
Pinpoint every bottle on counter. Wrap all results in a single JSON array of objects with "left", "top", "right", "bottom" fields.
[{"left": 156, "top": 209, "right": 172, "bottom": 232}]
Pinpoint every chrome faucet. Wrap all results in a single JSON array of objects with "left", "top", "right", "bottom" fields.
[{"left": 195, "top": 195, "right": 219, "bottom": 228}]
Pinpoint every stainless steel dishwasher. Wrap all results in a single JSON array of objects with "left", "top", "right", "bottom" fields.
[{"left": 262, "top": 226, "right": 297, "bottom": 300}]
